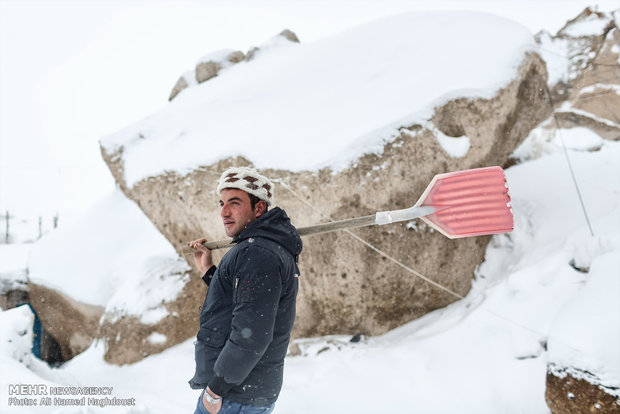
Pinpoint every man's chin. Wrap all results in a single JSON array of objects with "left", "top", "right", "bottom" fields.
[{"left": 224, "top": 227, "right": 238, "bottom": 238}]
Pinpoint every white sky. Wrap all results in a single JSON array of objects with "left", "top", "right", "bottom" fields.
[{"left": 0, "top": 0, "right": 617, "bottom": 217}]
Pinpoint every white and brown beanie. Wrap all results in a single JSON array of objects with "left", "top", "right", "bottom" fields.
[{"left": 216, "top": 167, "right": 275, "bottom": 206}]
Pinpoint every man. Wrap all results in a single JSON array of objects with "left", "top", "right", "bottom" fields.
[{"left": 187, "top": 167, "right": 302, "bottom": 414}]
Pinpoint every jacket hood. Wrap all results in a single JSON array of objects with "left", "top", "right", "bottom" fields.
[{"left": 234, "top": 207, "right": 303, "bottom": 259}]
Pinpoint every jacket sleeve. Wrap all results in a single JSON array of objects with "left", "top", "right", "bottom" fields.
[
  {"left": 208, "top": 245, "right": 282, "bottom": 396},
  {"left": 201, "top": 265, "right": 217, "bottom": 287}
]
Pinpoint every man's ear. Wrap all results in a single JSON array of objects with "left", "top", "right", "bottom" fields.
[{"left": 254, "top": 200, "right": 267, "bottom": 218}]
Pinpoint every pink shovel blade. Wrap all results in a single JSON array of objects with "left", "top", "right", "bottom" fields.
[{"left": 415, "top": 166, "right": 513, "bottom": 239}]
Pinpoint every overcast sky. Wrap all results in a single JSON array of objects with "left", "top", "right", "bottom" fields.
[{"left": 0, "top": 0, "right": 617, "bottom": 218}]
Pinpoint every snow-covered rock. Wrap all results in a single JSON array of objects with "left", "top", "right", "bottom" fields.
[
  {"left": 27, "top": 189, "right": 195, "bottom": 364},
  {"left": 0, "top": 244, "right": 30, "bottom": 310},
  {"left": 168, "top": 29, "right": 300, "bottom": 101},
  {"left": 527, "top": 11, "right": 620, "bottom": 410},
  {"left": 545, "top": 237, "right": 620, "bottom": 412},
  {"left": 100, "top": 11, "right": 550, "bottom": 342},
  {"left": 518, "top": 10, "right": 620, "bottom": 405},
  {"left": 534, "top": 7, "right": 620, "bottom": 142}
]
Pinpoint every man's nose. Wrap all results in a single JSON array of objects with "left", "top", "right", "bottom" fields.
[{"left": 221, "top": 205, "right": 230, "bottom": 217}]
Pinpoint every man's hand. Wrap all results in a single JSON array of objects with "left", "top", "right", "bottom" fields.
[
  {"left": 187, "top": 238, "right": 214, "bottom": 274},
  {"left": 202, "top": 387, "right": 222, "bottom": 414}
]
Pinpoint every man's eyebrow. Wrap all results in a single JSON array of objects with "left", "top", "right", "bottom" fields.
[{"left": 222, "top": 197, "right": 243, "bottom": 203}]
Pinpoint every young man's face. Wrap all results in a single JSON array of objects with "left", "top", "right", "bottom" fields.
[{"left": 219, "top": 188, "right": 265, "bottom": 237}]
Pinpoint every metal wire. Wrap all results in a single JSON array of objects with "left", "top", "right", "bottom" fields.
[{"left": 544, "top": 89, "right": 596, "bottom": 238}]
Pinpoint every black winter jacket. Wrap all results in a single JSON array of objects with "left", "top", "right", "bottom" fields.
[{"left": 189, "top": 207, "right": 302, "bottom": 406}]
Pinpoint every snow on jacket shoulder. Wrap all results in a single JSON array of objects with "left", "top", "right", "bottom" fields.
[{"left": 189, "top": 207, "right": 302, "bottom": 406}]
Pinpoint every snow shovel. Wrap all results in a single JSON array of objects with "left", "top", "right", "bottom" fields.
[{"left": 198, "top": 166, "right": 513, "bottom": 250}]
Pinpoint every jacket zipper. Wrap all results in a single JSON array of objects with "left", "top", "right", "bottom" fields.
[{"left": 233, "top": 276, "right": 239, "bottom": 303}]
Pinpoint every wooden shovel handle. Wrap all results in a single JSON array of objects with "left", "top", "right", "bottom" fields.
[
  {"left": 196, "top": 214, "right": 377, "bottom": 251},
  {"left": 192, "top": 206, "right": 434, "bottom": 251}
]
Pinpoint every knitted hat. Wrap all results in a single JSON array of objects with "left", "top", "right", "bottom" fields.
[{"left": 216, "top": 167, "right": 274, "bottom": 206}]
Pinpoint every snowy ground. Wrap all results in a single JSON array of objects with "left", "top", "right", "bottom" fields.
[{"left": 1, "top": 131, "right": 619, "bottom": 413}]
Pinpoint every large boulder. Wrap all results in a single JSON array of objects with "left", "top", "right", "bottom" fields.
[
  {"left": 98, "top": 274, "right": 201, "bottom": 365},
  {"left": 535, "top": 7, "right": 620, "bottom": 141},
  {"left": 27, "top": 190, "right": 194, "bottom": 365},
  {"left": 101, "top": 12, "right": 552, "bottom": 340},
  {"left": 28, "top": 283, "right": 103, "bottom": 361},
  {"left": 546, "top": 367, "right": 620, "bottom": 414}
]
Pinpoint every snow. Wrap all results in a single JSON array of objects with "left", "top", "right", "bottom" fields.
[
  {"left": 27, "top": 189, "right": 190, "bottom": 324},
  {"left": 0, "top": 305, "right": 34, "bottom": 364},
  {"left": 179, "top": 70, "right": 198, "bottom": 88},
  {"left": 196, "top": 49, "right": 239, "bottom": 66},
  {"left": 1, "top": 134, "right": 619, "bottom": 412},
  {"left": 0, "top": 212, "right": 61, "bottom": 245},
  {"left": 512, "top": 122, "right": 608, "bottom": 161},
  {"left": 434, "top": 130, "right": 472, "bottom": 158},
  {"left": 1, "top": 6, "right": 620, "bottom": 414},
  {"left": 250, "top": 30, "right": 300, "bottom": 55},
  {"left": 100, "top": 11, "right": 536, "bottom": 188},
  {"left": 579, "top": 82, "right": 620, "bottom": 98},
  {"left": 0, "top": 310, "right": 191, "bottom": 413},
  {"left": 560, "top": 12, "right": 612, "bottom": 37},
  {"left": 552, "top": 126, "right": 604, "bottom": 150},
  {"left": 536, "top": 31, "right": 573, "bottom": 85},
  {"left": 548, "top": 246, "right": 620, "bottom": 395},
  {"left": 0, "top": 244, "right": 31, "bottom": 288},
  {"left": 146, "top": 332, "right": 167, "bottom": 345},
  {"left": 537, "top": 9, "right": 617, "bottom": 86}
]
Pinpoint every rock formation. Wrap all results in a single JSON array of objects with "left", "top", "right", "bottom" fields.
[
  {"left": 534, "top": 7, "right": 620, "bottom": 141},
  {"left": 534, "top": 7, "right": 620, "bottom": 414},
  {"left": 28, "top": 283, "right": 103, "bottom": 361},
  {"left": 102, "top": 21, "right": 551, "bottom": 344},
  {"left": 546, "top": 364, "right": 620, "bottom": 414},
  {"left": 169, "top": 29, "right": 300, "bottom": 101},
  {"left": 98, "top": 277, "right": 200, "bottom": 364}
]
